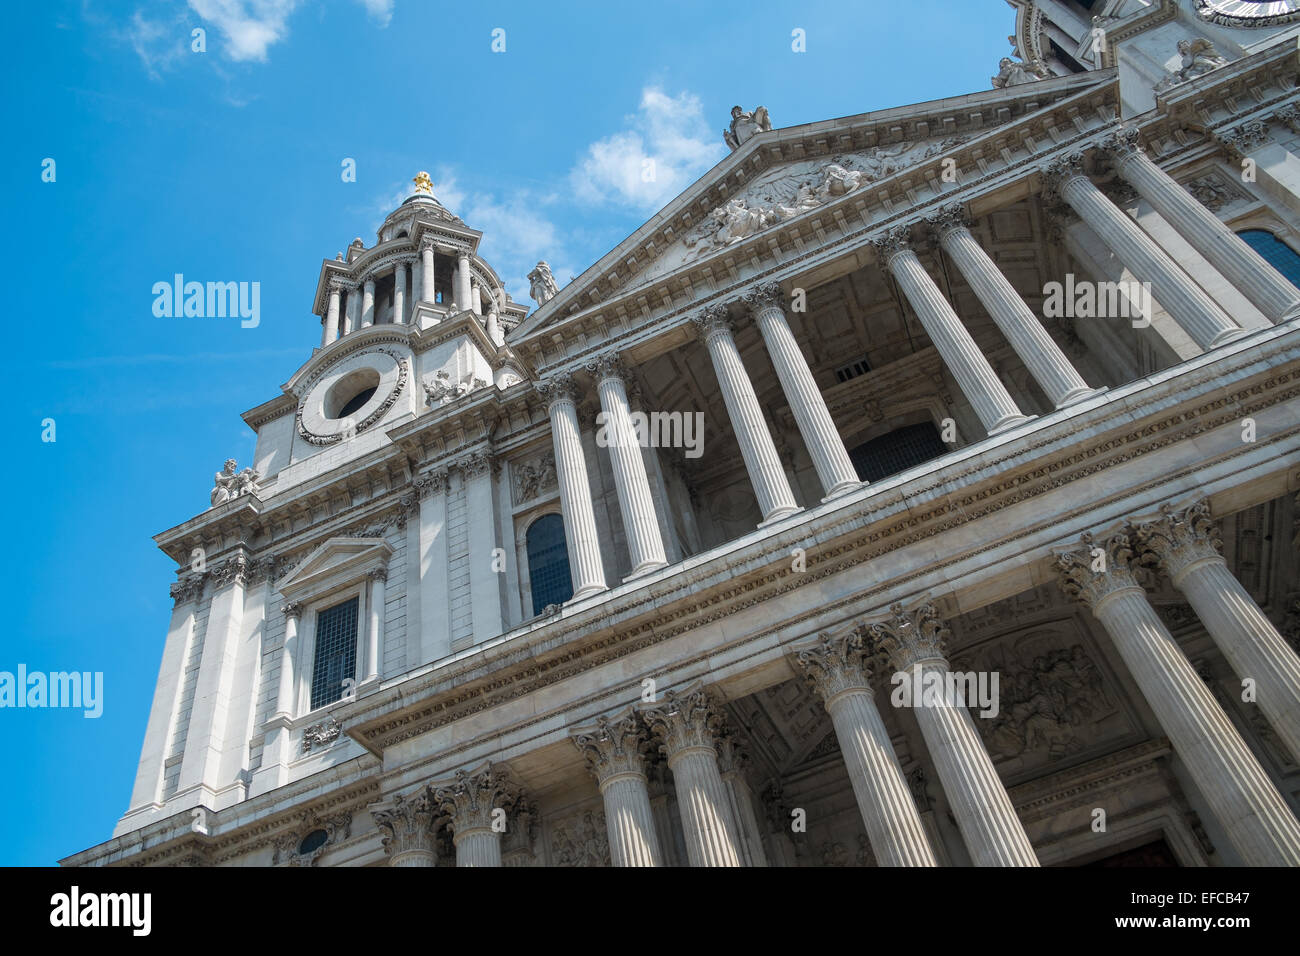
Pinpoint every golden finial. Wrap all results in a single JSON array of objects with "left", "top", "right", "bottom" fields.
[{"left": 412, "top": 171, "right": 434, "bottom": 194}]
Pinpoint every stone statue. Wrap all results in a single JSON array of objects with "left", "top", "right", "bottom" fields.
[
  {"left": 527, "top": 261, "right": 559, "bottom": 305},
  {"left": 423, "top": 370, "right": 484, "bottom": 406},
  {"left": 210, "top": 458, "right": 260, "bottom": 507},
  {"left": 1156, "top": 37, "right": 1230, "bottom": 91},
  {"left": 724, "top": 105, "right": 772, "bottom": 151},
  {"left": 992, "top": 56, "right": 1045, "bottom": 88}
]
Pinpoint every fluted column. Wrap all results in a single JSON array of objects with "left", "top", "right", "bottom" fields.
[
  {"left": 361, "top": 278, "right": 375, "bottom": 328},
  {"left": 864, "top": 601, "right": 1039, "bottom": 866},
  {"left": 535, "top": 374, "right": 607, "bottom": 600},
  {"left": 715, "top": 733, "right": 769, "bottom": 867},
  {"left": 393, "top": 261, "right": 407, "bottom": 325},
  {"left": 794, "top": 632, "right": 937, "bottom": 866},
  {"left": 1132, "top": 500, "right": 1300, "bottom": 763},
  {"left": 874, "top": 226, "right": 1031, "bottom": 436},
  {"left": 456, "top": 251, "right": 472, "bottom": 311},
  {"left": 323, "top": 283, "right": 342, "bottom": 345},
  {"left": 741, "top": 282, "right": 861, "bottom": 498},
  {"left": 928, "top": 206, "right": 1095, "bottom": 408},
  {"left": 273, "top": 602, "right": 301, "bottom": 719},
  {"left": 692, "top": 304, "right": 801, "bottom": 524},
  {"left": 365, "top": 568, "right": 385, "bottom": 682},
  {"left": 431, "top": 764, "right": 520, "bottom": 867},
  {"left": 486, "top": 305, "right": 502, "bottom": 346},
  {"left": 420, "top": 237, "right": 436, "bottom": 303},
  {"left": 1043, "top": 152, "right": 1244, "bottom": 350},
  {"left": 644, "top": 684, "right": 743, "bottom": 866},
  {"left": 343, "top": 285, "right": 358, "bottom": 335},
  {"left": 1104, "top": 127, "right": 1300, "bottom": 323},
  {"left": 1056, "top": 531, "right": 1300, "bottom": 865},
  {"left": 572, "top": 710, "right": 664, "bottom": 867},
  {"left": 589, "top": 353, "right": 668, "bottom": 578},
  {"left": 371, "top": 791, "right": 440, "bottom": 867}
]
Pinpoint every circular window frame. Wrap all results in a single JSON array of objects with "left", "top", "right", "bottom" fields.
[{"left": 297, "top": 348, "right": 409, "bottom": 445}]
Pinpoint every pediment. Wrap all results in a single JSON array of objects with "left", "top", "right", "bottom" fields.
[{"left": 277, "top": 536, "right": 394, "bottom": 601}]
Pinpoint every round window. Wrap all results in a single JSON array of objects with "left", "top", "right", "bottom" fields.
[
  {"left": 298, "top": 828, "right": 329, "bottom": 856},
  {"left": 325, "top": 367, "right": 381, "bottom": 419}
]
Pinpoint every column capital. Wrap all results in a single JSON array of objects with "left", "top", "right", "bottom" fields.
[
  {"left": 739, "top": 281, "right": 785, "bottom": 314},
  {"left": 1053, "top": 529, "right": 1144, "bottom": 610},
  {"left": 572, "top": 710, "right": 653, "bottom": 785},
  {"left": 1099, "top": 125, "right": 1143, "bottom": 161},
  {"left": 418, "top": 234, "right": 437, "bottom": 253},
  {"left": 412, "top": 467, "right": 448, "bottom": 499},
  {"left": 370, "top": 790, "right": 441, "bottom": 862},
  {"left": 1129, "top": 499, "right": 1223, "bottom": 584},
  {"left": 327, "top": 278, "right": 346, "bottom": 295},
  {"left": 1212, "top": 119, "right": 1270, "bottom": 160},
  {"left": 170, "top": 574, "right": 205, "bottom": 607},
  {"left": 366, "top": 567, "right": 388, "bottom": 583},
  {"left": 363, "top": 276, "right": 376, "bottom": 290},
  {"left": 456, "top": 248, "right": 471, "bottom": 262},
  {"left": 691, "top": 302, "right": 734, "bottom": 338},
  {"left": 794, "top": 631, "right": 874, "bottom": 703},
  {"left": 857, "top": 600, "right": 951, "bottom": 671},
  {"left": 585, "top": 351, "right": 627, "bottom": 385},
  {"left": 449, "top": 450, "right": 494, "bottom": 479},
  {"left": 870, "top": 224, "right": 913, "bottom": 269},
  {"left": 211, "top": 553, "right": 251, "bottom": 589},
  {"left": 280, "top": 601, "right": 302, "bottom": 620},
  {"left": 643, "top": 683, "right": 724, "bottom": 757},
  {"left": 714, "top": 729, "right": 750, "bottom": 776},
  {"left": 535, "top": 372, "right": 578, "bottom": 407},
  {"left": 925, "top": 203, "right": 972, "bottom": 240},
  {"left": 430, "top": 763, "right": 520, "bottom": 836},
  {"left": 1040, "top": 150, "right": 1090, "bottom": 200}
]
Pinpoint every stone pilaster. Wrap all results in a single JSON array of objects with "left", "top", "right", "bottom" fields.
[
  {"left": 1055, "top": 530, "right": 1300, "bottom": 865},
  {"left": 536, "top": 373, "right": 607, "bottom": 601},
  {"left": 1043, "top": 151, "right": 1243, "bottom": 350},
  {"left": 928, "top": 205, "right": 1094, "bottom": 408},
  {"left": 1103, "top": 126, "right": 1300, "bottom": 323},
  {"left": 572, "top": 710, "right": 664, "bottom": 867},
  {"left": 873, "top": 225, "right": 1031, "bottom": 436},
  {"left": 371, "top": 790, "right": 441, "bottom": 867},
  {"left": 692, "top": 304, "right": 801, "bottom": 525},
  {"left": 643, "top": 684, "right": 744, "bottom": 866},
  {"left": 862, "top": 600, "right": 1039, "bottom": 867},
  {"left": 1132, "top": 500, "right": 1300, "bottom": 763},
  {"left": 795, "top": 632, "right": 937, "bottom": 866},
  {"left": 431, "top": 764, "right": 520, "bottom": 867},
  {"left": 741, "top": 282, "right": 860, "bottom": 499}
]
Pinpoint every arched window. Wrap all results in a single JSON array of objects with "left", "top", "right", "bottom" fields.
[
  {"left": 526, "top": 513, "right": 573, "bottom": 615},
  {"left": 848, "top": 422, "right": 949, "bottom": 483},
  {"left": 1238, "top": 230, "right": 1300, "bottom": 288}
]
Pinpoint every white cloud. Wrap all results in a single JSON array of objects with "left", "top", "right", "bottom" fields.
[
  {"left": 354, "top": 0, "right": 393, "bottom": 27},
  {"left": 187, "top": 0, "right": 300, "bottom": 62},
  {"left": 122, "top": 10, "right": 189, "bottom": 80},
  {"left": 570, "top": 86, "right": 725, "bottom": 211}
]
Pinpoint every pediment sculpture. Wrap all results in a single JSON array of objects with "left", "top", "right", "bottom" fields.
[
  {"left": 992, "top": 56, "right": 1047, "bottom": 89},
  {"left": 423, "top": 370, "right": 487, "bottom": 407},
  {"left": 1154, "top": 37, "right": 1230, "bottom": 92},
  {"left": 724, "top": 105, "right": 772, "bottom": 151},
  {"left": 528, "top": 261, "right": 560, "bottom": 305},
  {"left": 210, "top": 458, "right": 261, "bottom": 508}
]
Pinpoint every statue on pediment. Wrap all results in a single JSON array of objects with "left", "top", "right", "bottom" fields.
[
  {"left": 992, "top": 56, "right": 1046, "bottom": 89},
  {"left": 724, "top": 105, "right": 772, "bottom": 151},
  {"left": 210, "top": 458, "right": 260, "bottom": 507},
  {"left": 528, "top": 261, "right": 559, "bottom": 305},
  {"left": 1155, "top": 37, "right": 1230, "bottom": 92}
]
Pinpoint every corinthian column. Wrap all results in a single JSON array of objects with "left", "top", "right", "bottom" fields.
[
  {"left": 863, "top": 600, "right": 1039, "bottom": 867},
  {"left": 644, "top": 684, "right": 744, "bottom": 866},
  {"left": 1103, "top": 127, "right": 1300, "bottom": 323},
  {"left": 1043, "top": 151, "right": 1244, "bottom": 350},
  {"left": 431, "top": 764, "right": 520, "bottom": 867},
  {"left": 535, "top": 374, "right": 607, "bottom": 601},
  {"left": 1055, "top": 531, "right": 1300, "bottom": 865},
  {"left": 361, "top": 277, "right": 376, "bottom": 328},
  {"left": 371, "top": 791, "right": 441, "bottom": 867},
  {"left": 420, "top": 237, "right": 436, "bottom": 303},
  {"left": 741, "top": 282, "right": 861, "bottom": 498},
  {"left": 794, "top": 632, "right": 936, "bottom": 866},
  {"left": 1131, "top": 500, "right": 1300, "bottom": 763},
  {"left": 873, "top": 226, "right": 1031, "bottom": 436},
  {"left": 323, "top": 282, "right": 342, "bottom": 345},
  {"left": 692, "top": 304, "right": 801, "bottom": 524},
  {"left": 715, "top": 733, "right": 769, "bottom": 867},
  {"left": 928, "top": 206, "right": 1094, "bottom": 408},
  {"left": 393, "top": 261, "right": 407, "bottom": 324},
  {"left": 572, "top": 710, "right": 664, "bottom": 867},
  {"left": 589, "top": 353, "right": 668, "bottom": 578}
]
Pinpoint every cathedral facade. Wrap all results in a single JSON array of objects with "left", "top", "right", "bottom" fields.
[{"left": 66, "top": 0, "right": 1300, "bottom": 867}]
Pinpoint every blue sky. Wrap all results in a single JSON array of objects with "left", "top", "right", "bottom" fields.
[{"left": 2, "top": 0, "right": 1012, "bottom": 865}]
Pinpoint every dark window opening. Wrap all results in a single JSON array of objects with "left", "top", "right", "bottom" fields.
[
  {"left": 310, "top": 596, "right": 359, "bottom": 710},
  {"left": 298, "top": 829, "right": 329, "bottom": 855},
  {"left": 337, "top": 386, "right": 377, "bottom": 419},
  {"left": 526, "top": 513, "right": 573, "bottom": 615},
  {"left": 848, "top": 422, "right": 949, "bottom": 483},
  {"left": 1238, "top": 230, "right": 1300, "bottom": 289}
]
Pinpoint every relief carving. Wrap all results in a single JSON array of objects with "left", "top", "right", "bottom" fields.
[{"left": 549, "top": 809, "right": 611, "bottom": 866}]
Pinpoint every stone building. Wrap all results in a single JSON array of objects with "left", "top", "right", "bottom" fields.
[{"left": 66, "top": 0, "right": 1300, "bottom": 867}]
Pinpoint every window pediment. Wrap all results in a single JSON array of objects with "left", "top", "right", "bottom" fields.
[{"left": 277, "top": 536, "right": 393, "bottom": 604}]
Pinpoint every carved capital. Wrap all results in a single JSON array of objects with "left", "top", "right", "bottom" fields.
[
  {"left": 794, "top": 632, "right": 874, "bottom": 703},
  {"left": 1213, "top": 120, "right": 1269, "bottom": 159},
  {"left": 691, "top": 302, "right": 734, "bottom": 339},
  {"left": 450, "top": 451, "right": 493, "bottom": 479},
  {"left": 430, "top": 763, "right": 520, "bottom": 835},
  {"left": 1099, "top": 125, "right": 1143, "bottom": 162},
  {"left": 1130, "top": 499, "right": 1223, "bottom": 584},
  {"left": 572, "top": 710, "right": 653, "bottom": 785},
  {"left": 1274, "top": 104, "right": 1300, "bottom": 136},
  {"left": 585, "top": 351, "right": 627, "bottom": 385},
  {"left": 856, "top": 600, "right": 951, "bottom": 672},
  {"left": 366, "top": 567, "right": 388, "bottom": 584},
  {"left": 643, "top": 683, "right": 725, "bottom": 757},
  {"left": 925, "top": 203, "right": 972, "bottom": 241},
  {"left": 870, "top": 224, "right": 913, "bottom": 268},
  {"left": 170, "top": 574, "right": 206, "bottom": 606},
  {"left": 370, "top": 790, "right": 441, "bottom": 862},
  {"left": 211, "top": 553, "right": 251, "bottom": 589},
  {"left": 281, "top": 601, "right": 303, "bottom": 620},
  {"left": 418, "top": 235, "right": 436, "bottom": 254},
  {"left": 739, "top": 280, "right": 785, "bottom": 314},
  {"left": 1040, "top": 150, "right": 1089, "bottom": 201},
  {"left": 1053, "top": 530, "right": 1144, "bottom": 610},
  {"left": 327, "top": 278, "right": 345, "bottom": 297},
  {"left": 535, "top": 372, "right": 577, "bottom": 407}
]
